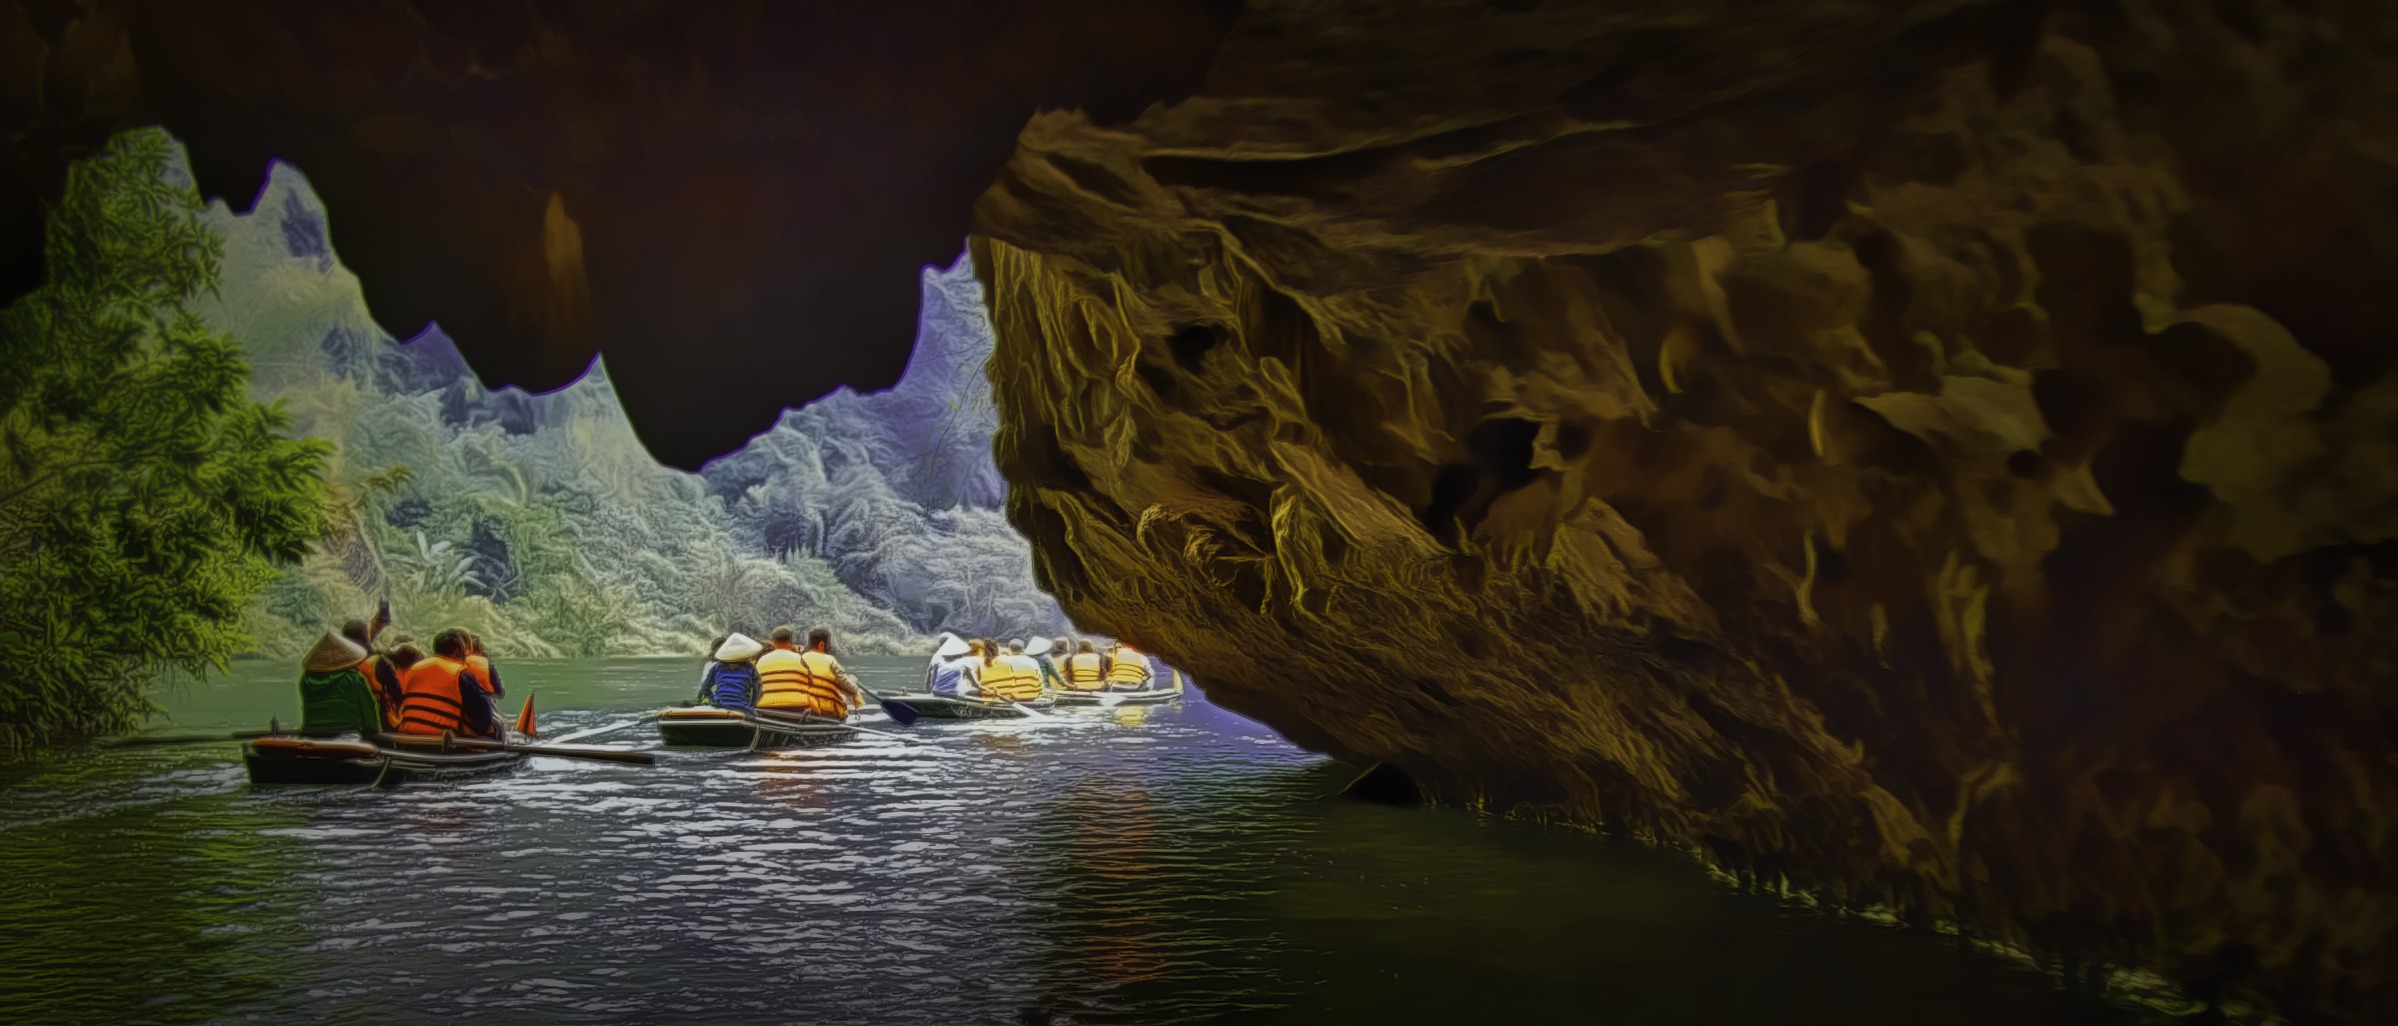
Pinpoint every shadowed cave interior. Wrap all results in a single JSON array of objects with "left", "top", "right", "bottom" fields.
[{"left": 5, "top": 0, "right": 2396, "bottom": 1021}]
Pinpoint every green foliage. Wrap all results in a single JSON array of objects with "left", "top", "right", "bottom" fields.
[{"left": 0, "top": 130, "right": 329, "bottom": 751}]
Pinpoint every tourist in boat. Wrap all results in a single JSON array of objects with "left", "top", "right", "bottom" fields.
[
  {"left": 296, "top": 631, "right": 383, "bottom": 736},
  {"left": 1106, "top": 641, "right": 1155, "bottom": 691},
  {"left": 463, "top": 630, "right": 503, "bottom": 698},
  {"left": 695, "top": 632, "right": 729, "bottom": 702},
  {"left": 395, "top": 629, "right": 503, "bottom": 739},
  {"left": 339, "top": 617, "right": 403, "bottom": 729},
  {"left": 979, "top": 638, "right": 1045, "bottom": 703},
  {"left": 1027, "top": 636, "right": 1069, "bottom": 695},
  {"left": 1063, "top": 639, "right": 1109, "bottom": 692},
  {"left": 696, "top": 632, "right": 764, "bottom": 710},
  {"left": 756, "top": 626, "right": 856, "bottom": 719},
  {"left": 926, "top": 634, "right": 978, "bottom": 697},
  {"left": 387, "top": 640, "right": 426, "bottom": 672}
]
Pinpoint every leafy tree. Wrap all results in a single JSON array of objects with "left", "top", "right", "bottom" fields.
[{"left": 0, "top": 130, "right": 328, "bottom": 751}]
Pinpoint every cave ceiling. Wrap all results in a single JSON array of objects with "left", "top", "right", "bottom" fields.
[{"left": 0, "top": 0, "right": 1238, "bottom": 468}]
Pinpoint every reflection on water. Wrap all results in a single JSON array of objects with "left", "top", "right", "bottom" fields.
[{"left": 0, "top": 658, "right": 2163, "bottom": 1025}]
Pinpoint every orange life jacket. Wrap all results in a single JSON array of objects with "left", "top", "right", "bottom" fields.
[
  {"left": 357, "top": 656, "right": 398, "bottom": 729},
  {"left": 757, "top": 648, "right": 848, "bottom": 717},
  {"left": 397, "top": 656, "right": 471, "bottom": 735},
  {"left": 464, "top": 653, "right": 498, "bottom": 694},
  {"left": 1063, "top": 652, "right": 1107, "bottom": 690}
]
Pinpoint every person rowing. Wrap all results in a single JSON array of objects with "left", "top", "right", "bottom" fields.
[
  {"left": 757, "top": 626, "right": 860, "bottom": 720},
  {"left": 1061, "top": 639, "right": 1109, "bottom": 692},
  {"left": 295, "top": 631, "right": 383, "bottom": 736},
  {"left": 696, "top": 632, "right": 764, "bottom": 711},
  {"left": 1106, "top": 640, "right": 1154, "bottom": 692},
  {"left": 1028, "top": 636, "right": 1069, "bottom": 696},
  {"left": 926, "top": 634, "right": 979, "bottom": 698}
]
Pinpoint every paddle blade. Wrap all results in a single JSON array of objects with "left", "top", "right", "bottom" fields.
[
  {"left": 880, "top": 698, "right": 920, "bottom": 726},
  {"left": 515, "top": 692, "right": 537, "bottom": 739}
]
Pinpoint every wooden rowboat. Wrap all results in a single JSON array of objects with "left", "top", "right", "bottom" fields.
[
  {"left": 242, "top": 735, "right": 526, "bottom": 787},
  {"left": 878, "top": 693, "right": 1053, "bottom": 720},
  {"left": 1050, "top": 688, "right": 1182, "bottom": 707},
  {"left": 655, "top": 707, "right": 857, "bottom": 749}
]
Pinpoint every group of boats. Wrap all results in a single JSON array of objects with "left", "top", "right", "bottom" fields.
[{"left": 127, "top": 672, "right": 1189, "bottom": 788}]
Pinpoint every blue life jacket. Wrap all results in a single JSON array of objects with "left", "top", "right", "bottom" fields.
[{"left": 706, "top": 662, "right": 759, "bottom": 710}]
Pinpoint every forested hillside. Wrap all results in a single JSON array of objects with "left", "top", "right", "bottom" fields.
[{"left": 202, "top": 160, "right": 1063, "bottom": 658}]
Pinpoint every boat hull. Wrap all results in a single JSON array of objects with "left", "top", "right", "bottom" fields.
[
  {"left": 881, "top": 694, "right": 1050, "bottom": 720},
  {"left": 243, "top": 736, "right": 525, "bottom": 787},
  {"left": 1051, "top": 688, "right": 1182, "bottom": 707},
  {"left": 656, "top": 707, "right": 856, "bottom": 749}
]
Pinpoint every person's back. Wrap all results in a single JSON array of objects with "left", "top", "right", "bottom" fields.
[
  {"left": 397, "top": 630, "right": 502, "bottom": 739},
  {"left": 463, "top": 632, "right": 502, "bottom": 698},
  {"left": 756, "top": 627, "right": 849, "bottom": 718},
  {"left": 1106, "top": 646, "right": 1153, "bottom": 690},
  {"left": 339, "top": 618, "right": 400, "bottom": 729},
  {"left": 929, "top": 656, "right": 976, "bottom": 697},
  {"left": 703, "top": 660, "right": 760, "bottom": 711},
  {"left": 700, "top": 633, "right": 763, "bottom": 711},
  {"left": 1063, "top": 646, "right": 1107, "bottom": 691},
  {"left": 296, "top": 632, "right": 380, "bottom": 736},
  {"left": 983, "top": 644, "right": 1044, "bottom": 702}
]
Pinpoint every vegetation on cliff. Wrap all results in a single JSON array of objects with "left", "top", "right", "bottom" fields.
[
  {"left": 0, "top": 130, "right": 327, "bottom": 751},
  {"left": 200, "top": 160, "right": 1063, "bottom": 661}
]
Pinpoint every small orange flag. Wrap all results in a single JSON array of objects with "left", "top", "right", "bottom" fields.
[{"left": 515, "top": 692, "right": 537, "bottom": 739}]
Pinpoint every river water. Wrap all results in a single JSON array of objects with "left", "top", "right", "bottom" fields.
[{"left": 0, "top": 657, "right": 2168, "bottom": 1025}]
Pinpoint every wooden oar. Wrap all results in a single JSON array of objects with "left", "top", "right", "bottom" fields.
[
  {"left": 370, "top": 732, "right": 656, "bottom": 766},
  {"left": 549, "top": 716, "right": 655, "bottom": 743},
  {"left": 749, "top": 710, "right": 926, "bottom": 744},
  {"left": 103, "top": 729, "right": 311, "bottom": 748}
]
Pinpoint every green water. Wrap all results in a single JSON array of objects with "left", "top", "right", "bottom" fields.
[{"left": 0, "top": 658, "right": 2166, "bottom": 1025}]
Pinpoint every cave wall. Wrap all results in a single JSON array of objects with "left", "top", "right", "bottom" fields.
[{"left": 969, "top": 0, "right": 2398, "bottom": 1017}]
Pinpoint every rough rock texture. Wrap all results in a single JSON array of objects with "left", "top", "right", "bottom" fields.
[{"left": 971, "top": 0, "right": 2398, "bottom": 1017}]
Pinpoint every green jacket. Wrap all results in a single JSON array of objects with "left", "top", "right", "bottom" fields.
[{"left": 297, "top": 667, "right": 382, "bottom": 736}]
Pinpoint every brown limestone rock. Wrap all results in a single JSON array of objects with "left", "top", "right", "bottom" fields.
[{"left": 970, "top": 0, "right": 2398, "bottom": 1018}]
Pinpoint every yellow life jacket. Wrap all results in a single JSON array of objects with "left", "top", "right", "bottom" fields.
[
  {"left": 758, "top": 648, "right": 848, "bottom": 717},
  {"left": 1107, "top": 649, "right": 1152, "bottom": 687},
  {"left": 980, "top": 657, "right": 1043, "bottom": 702},
  {"left": 1063, "top": 652, "right": 1107, "bottom": 690}
]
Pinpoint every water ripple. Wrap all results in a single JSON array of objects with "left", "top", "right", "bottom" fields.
[{"left": 0, "top": 658, "right": 2170, "bottom": 1026}]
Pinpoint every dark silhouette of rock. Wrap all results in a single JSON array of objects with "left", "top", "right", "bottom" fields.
[
  {"left": 0, "top": 0, "right": 1239, "bottom": 468},
  {"left": 970, "top": 2, "right": 2398, "bottom": 1019}
]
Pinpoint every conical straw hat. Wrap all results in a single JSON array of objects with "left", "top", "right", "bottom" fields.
[
  {"left": 1026, "top": 637, "right": 1053, "bottom": 657},
  {"left": 713, "top": 632, "right": 765, "bottom": 662},
  {"left": 303, "top": 631, "right": 368, "bottom": 673},
  {"left": 933, "top": 635, "right": 971, "bottom": 660}
]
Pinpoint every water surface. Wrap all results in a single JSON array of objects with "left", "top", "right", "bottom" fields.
[{"left": 0, "top": 657, "right": 2162, "bottom": 1025}]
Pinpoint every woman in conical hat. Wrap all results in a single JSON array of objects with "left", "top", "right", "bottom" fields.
[
  {"left": 927, "top": 633, "right": 979, "bottom": 697},
  {"left": 697, "top": 632, "right": 765, "bottom": 710},
  {"left": 296, "top": 631, "right": 380, "bottom": 736}
]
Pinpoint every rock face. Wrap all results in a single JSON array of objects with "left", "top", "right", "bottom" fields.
[{"left": 971, "top": 0, "right": 2398, "bottom": 1017}]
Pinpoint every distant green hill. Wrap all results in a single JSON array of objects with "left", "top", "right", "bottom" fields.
[{"left": 199, "top": 158, "right": 1064, "bottom": 659}]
